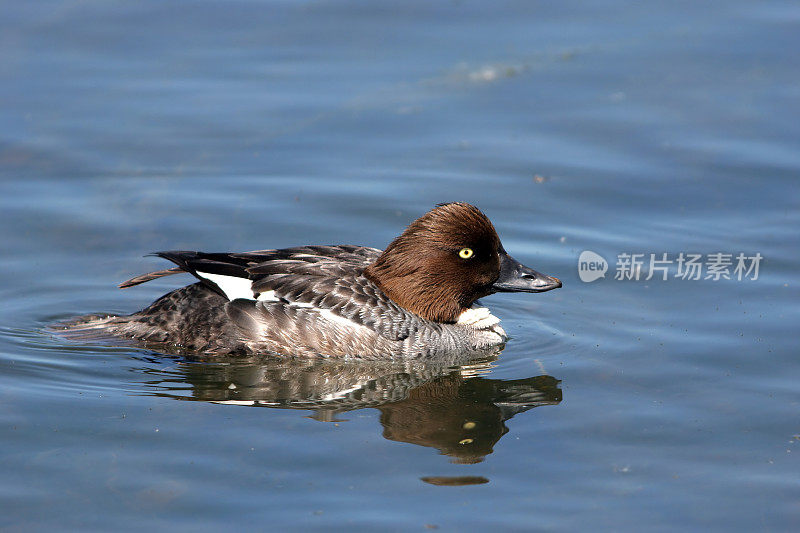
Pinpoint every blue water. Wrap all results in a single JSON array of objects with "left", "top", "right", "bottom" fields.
[{"left": 1, "top": 1, "right": 799, "bottom": 530}]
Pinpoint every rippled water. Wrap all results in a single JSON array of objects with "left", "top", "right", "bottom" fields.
[{"left": 2, "top": 1, "right": 798, "bottom": 531}]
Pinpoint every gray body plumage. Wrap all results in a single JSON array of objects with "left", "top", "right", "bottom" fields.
[{"left": 61, "top": 245, "right": 506, "bottom": 359}]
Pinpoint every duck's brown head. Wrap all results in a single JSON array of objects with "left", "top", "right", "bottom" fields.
[{"left": 364, "top": 202, "right": 561, "bottom": 323}]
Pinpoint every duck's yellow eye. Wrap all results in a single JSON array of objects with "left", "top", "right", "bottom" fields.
[{"left": 459, "top": 248, "right": 474, "bottom": 259}]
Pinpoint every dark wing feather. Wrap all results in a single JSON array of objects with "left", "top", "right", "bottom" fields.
[
  {"left": 252, "top": 273, "right": 424, "bottom": 342},
  {"left": 120, "top": 246, "right": 382, "bottom": 292},
  {"left": 245, "top": 245, "right": 381, "bottom": 278}
]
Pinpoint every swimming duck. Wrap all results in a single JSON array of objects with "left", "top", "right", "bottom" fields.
[{"left": 62, "top": 203, "right": 561, "bottom": 358}]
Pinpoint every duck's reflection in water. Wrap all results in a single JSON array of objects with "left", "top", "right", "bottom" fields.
[{"left": 142, "top": 348, "right": 562, "bottom": 465}]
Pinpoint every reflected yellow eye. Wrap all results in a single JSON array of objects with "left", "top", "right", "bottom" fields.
[{"left": 459, "top": 248, "right": 474, "bottom": 259}]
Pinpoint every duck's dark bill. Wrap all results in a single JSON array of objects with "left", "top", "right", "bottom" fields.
[{"left": 492, "top": 252, "right": 562, "bottom": 293}]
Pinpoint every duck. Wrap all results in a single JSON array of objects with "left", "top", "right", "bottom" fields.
[{"left": 60, "top": 202, "right": 561, "bottom": 359}]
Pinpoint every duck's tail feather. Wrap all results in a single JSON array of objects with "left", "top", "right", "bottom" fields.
[
  {"left": 119, "top": 267, "right": 184, "bottom": 288},
  {"left": 50, "top": 314, "right": 134, "bottom": 345}
]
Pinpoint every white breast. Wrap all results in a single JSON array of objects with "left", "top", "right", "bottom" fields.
[{"left": 456, "top": 307, "right": 501, "bottom": 329}]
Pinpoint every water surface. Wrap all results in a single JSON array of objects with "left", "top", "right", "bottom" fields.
[{"left": 1, "top": 1, "right": 798, "bottom": 531}]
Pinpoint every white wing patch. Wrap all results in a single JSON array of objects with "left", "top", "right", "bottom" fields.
[
  {"left": 257, "top": 290, "right": 279, "bottom": 302},
  {"left": 255, "top": 290, "right": 313, "bottom": 307},
  {"left": 192, "top": 277, "right": 302, "bottom": 305},
  {"left": 196, "top": 272, "right": 254, "bottom": 301}
]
